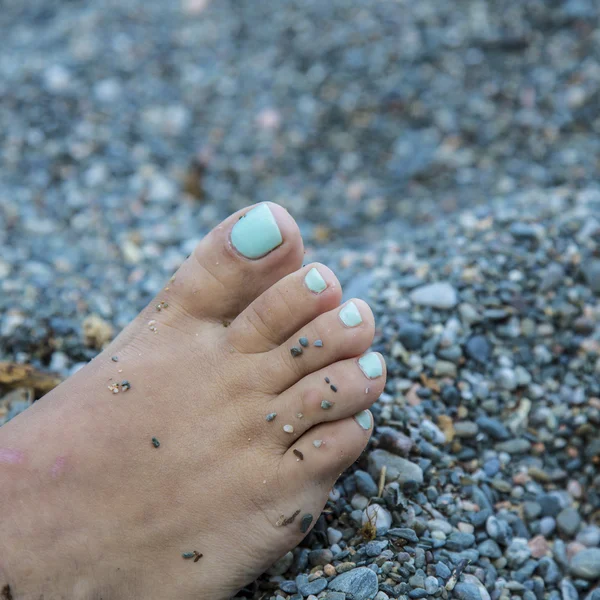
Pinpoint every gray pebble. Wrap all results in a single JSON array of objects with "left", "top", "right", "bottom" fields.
[
  {"left": 409, "top": 282, "right": 458, "bottom": 309},
  {"left": 328, "top": 567, "right": 379, "bottom": 600},
  {"left": 570, "top": 548, "right": 600, "bottom": 580},
  {"left": 296, "top": 574, "right": 328, "bottom": 596},
  {"left": 557, "top": 507, "right": 581, "bottom": 537},
  {"left": 354, "top": 470, "right": 379, "bottom": 498}
]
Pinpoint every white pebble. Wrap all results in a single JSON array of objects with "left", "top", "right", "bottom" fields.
[
  {"left": 283, "top": 425, "right": 294, "bottom": 433},
  {"left": 313, "top": 440, "right": 323, "bottom": 448}
]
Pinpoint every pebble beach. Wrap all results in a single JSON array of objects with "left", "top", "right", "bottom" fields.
[{"left": 1, "top": 1, "right": 599, "bottom": 599}]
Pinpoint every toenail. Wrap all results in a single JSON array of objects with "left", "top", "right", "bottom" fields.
[
  {"left": 321, "top": 400, "right": 333, "bottom": 410},
  {"left": 299, "top": 337, "right": 309, "bottom": 347},
  {"left": 291, "top": 346, "right": 303, "bottom": 357},
  {"left": 358, "top": 352, "right": 384, "bottom": 379},
  {"left": 354, "top": 409, "right": 372, "bottom": 430},
  {"left": 339, "top": 301, "right": 363, "bottom": 327},
  {"left": 230, "top": 204, "right": 283, "bottom": 259},
  {"left": 304, "top": 267, "right": 327, "bottom": 293}
]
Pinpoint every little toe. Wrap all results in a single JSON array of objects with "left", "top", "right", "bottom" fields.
[
  {"left": 227, "top": 263, "right": 342, "bottom": 353},
  {"left": 162, "top": 202, "right": 304, "bottom": 323},
  {"left": 282, "top": 410, "right": 374, "bottom": 484},
  {"left": 263, "top": 353, "right": 386, "bottom": 446},
  {"left": 261, "top": 299, "right": 375, "bottom": 391}
]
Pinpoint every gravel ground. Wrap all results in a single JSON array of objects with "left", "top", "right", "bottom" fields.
[{"left": 1, "top": 1, "right": 600, "bottom": 599}]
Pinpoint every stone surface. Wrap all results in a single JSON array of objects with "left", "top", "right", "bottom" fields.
[{"left": 328, "top": 568, "right": 379, "bottom": 600}]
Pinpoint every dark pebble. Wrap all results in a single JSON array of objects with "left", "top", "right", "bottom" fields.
[
  {"left": 300, "top": 514, "right": 313, "bottom": 534},
  {"left": 291, "top": 347, "right": 303, "bottom": 357},
  {"left": 465, "top": 335, "right": 491, "bottom": 364}
]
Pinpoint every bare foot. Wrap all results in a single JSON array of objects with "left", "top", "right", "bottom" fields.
[{"left": 0, "top": 203, "right": 386, "bottom": 599}]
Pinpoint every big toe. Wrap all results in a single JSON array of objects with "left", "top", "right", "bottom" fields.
[{"left": 163, "top": 202, "right": 304, "bottom": 323}]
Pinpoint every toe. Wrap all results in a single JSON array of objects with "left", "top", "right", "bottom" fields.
[
  {"left": 163, "top": 202, "right": 304, "bottom": 323},
  {"left": 259, "top": 299, "right": 375, "bottom": 391},
  {"left": 282, "top": 410, "right": 373, "bottom": 483},
  {"left": 226, "top": 263, "right": 342, "bottom": 353},
  {"left": 263, "top": 353, "right": 386, "bottom": 447}
]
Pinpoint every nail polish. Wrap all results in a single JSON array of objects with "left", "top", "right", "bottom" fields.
[
  {"left": 339, "top": 301, "right": 362, "bottom": 327},
  {"left": 305, "top": 267, "right": 327, "bottom": 293},
  {"left": 231, "top": 204, "right": 283, "bottom": 259},
  {"left": 358, "top": 353, "right": 383, "bottom": 379},
  {"left": 354, "top": 410, "right": 372, "bottom": 430}
]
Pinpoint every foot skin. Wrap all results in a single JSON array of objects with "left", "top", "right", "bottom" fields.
[{"left": 0, "top": 203, "right": 386, "bottom": 600}]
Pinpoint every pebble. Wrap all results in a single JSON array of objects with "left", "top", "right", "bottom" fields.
[
  {"left": 409, "top": 282, "right": 458, "bottom": 309},
  {"left": 354, "top": 470, "right": 379, "bottom": 498},
  {"left": 570, "top": 548, "right": 600, "bottom": 580},
  {"left": 465, "top": 335, "right": 491, "bottom": 364},
  {"left": 328, "top": 568, "right": 378, "bottom": 600},
  {"left": 454, "top": 583, "right": 483, "bottom": 600},
  {"left": 397, "top": 321, "right": 425, "bottom": 350},
  {"left": 505, "top": 538, "right": 531, "bottom": 567},
  {"left": 362, "top": 505, "right": 392, "bottom": 535},
  {"left": 557, "top": 507, "right": 581, "bottom": 537},
  {"left": 368, "top": 449, "right": 424, "bottom": 486},
  {"left": 296, "top": 574, "right": 328, "bottom": 596}
]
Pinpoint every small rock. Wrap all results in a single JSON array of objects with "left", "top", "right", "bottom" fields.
[
  {"left": 309, "top": 549, "right": 334, "bottom": 567},
  {"left": 505, "top": 538, "right": 531, "bottom": 567},
  {"left": 495, "top": 439, "right": 531, "bottom": 454},
  {"left": 436, "top": 562, "right": 452, "bottom": 579},
  {"left": 557, "top": 508, "right": 581, "bottom": 538},
  {"left": 296, "top": 574, "right": 328, "bottom": 596},
  {"left": 328, "top": 567, "right": 379, "bottom": 600},
  {"left": 368, "top": 450, "right": 424, "bottom": 487},
  {"left": 268, "top": 551, "right": 294, "bottom": 576},
  {"left": 465, "top": 335, "right": 491, "bottom": 363},
  {"left": 560, "top": 578, "right": 579, "bottom": 600},
  {"left": 398, "top": 321, "right": 425, "bottom": 350},
  {"left": 454, "top": 421, "right": 479, "bottom": 438},
  {"left": 478, "top": 539, "right": 502, "bottom": 559},
  {"left": 388, "top": 528, "right": 419, "bottom": 543},
  {"left": 355, "top": 470, "right": 379, "bottom": 498},
  {"left": 409, "top": 282, "right": 458, "bottom": 309},
  {"left": 570, "top": 548, "right": 600, "bottom": 580},
  {"left": 476, "top": 416, "right": 510, "bottom": 441},
  {"left": 528, "top": 535, "right": 550, "bottom": 559},
  {"left": 362, "top": 505, "right": 392, "bottom": 535},
  {"left": 454, "top": 583, "right": 482, "bottom": 600}
]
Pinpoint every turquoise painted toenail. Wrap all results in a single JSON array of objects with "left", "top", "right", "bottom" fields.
[
  {"left": 354, "top": 410, "right": 372, "bottom": 430},
  {"left": 305, "top": 267, "right": 327, "bottom": 293},
  {"left": 230, "top": 204, "right": 283, "bottom": 259},
  {"left": 358, "top": 353, "right": 383, "bottom": 379},
  {"left": 339, "top": 301, "right": 362, "bottom": 327}
]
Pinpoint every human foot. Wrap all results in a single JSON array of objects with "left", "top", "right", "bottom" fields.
[{"left": 0, "top": 203, "right": 386, "bottom": 600}]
